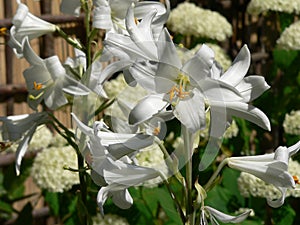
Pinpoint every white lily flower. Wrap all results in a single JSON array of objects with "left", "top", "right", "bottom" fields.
[
  {"left": 128, "top": 31, "right": 245, "bottom": 133},
  {"left": 64, "top": 48, "right": 107, "bottom": 97},
  {"left": 98, "top": 7, "right": 167, "bottom": 89},
  {"left": 227, "top": 141, "right": 300, "bottom": 208},
  {"left": 0, "top": 112, "right": 48, "bottom": 175},
  {"left": 8, "top": 2, "right": 57, "bottom": 57},
  {"left": 92, "top": 0, "right": 169, "bottom": 36},
  {"left": 127, "top": 34, "right": 270, "bottom": 170},
  {"left": 201, "top": 206, "right": 252, "bottom": 225},
  {"left": 60, "top": 0, "right": 81, "bottom": 16},
  {"left": 71, "top": 113, "right": 160, "bottom": 214},
  {"left": 22, "top": 38, "right": 90, "bottom": 110},
  {"left": 72, "top": 113, "right": 155, "bottom": 159}
]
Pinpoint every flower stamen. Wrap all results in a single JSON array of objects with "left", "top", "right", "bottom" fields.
[
  {"left": 168, "top": 84, "right": 190, "bottom": 102},
  {"left": 0, "top": 27, "right": 7, "bottom": 36},
  {"left": 153, "top": 126, "right": 161, "bottom": 136},
  {"left": 293, "top": 175, "right": 300, "bottom": 184},
  {"left": 33, "top": 81, "right": 43, "bottom": 90}
]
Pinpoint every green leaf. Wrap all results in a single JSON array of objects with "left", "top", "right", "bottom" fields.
[
  {"left": 0, "top": 201, "right": 14, "bottom": 213},
  {"left": 156, "top": 188, "right": 182, "bottom": 225},
  {"left": 44, "top": 191, "right": 60, "bottom": 216},
  {"left": 273, "top": 49, "right": 298, "bottom": 69},
  {"left": 279, "top": 13, "right": 294, "bottom": 31},
  {"left": 14, "top": 202, "right": 33, "bottom": 225},
  {"left": 272, "top": 204, "right": 295, "bottom": 225},
  {"left": 222, "top": 168, "right": 245, "bottom": 206}
]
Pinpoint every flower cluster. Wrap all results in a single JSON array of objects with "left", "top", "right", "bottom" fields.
[
  {"left": 135, "top": 143, "right": 169, "bottom": 188},
  {"left": 247, "top": 0, "right": 300, "bottom": 15},
  {"left": 31, "top": 145, "right": 79, "bottom": 192},
  {"left": 283, "top": 110, "right": 300, "bottom": 135},
  {"left": 238, "top": 159, "right": 300, "bottom": 199},
  {"left": 277, "top": 21, "right": 300, "bottom": 50},
  {"left": 92, "top": 214, "right": 129, "bottom": 225},
  {"left": 28, "top": 125, "right": 53, "bottom": 151},
  {"left": 223, "top": 120, "right": 239, "bottom": 139},
  {"left": 167, "top": 2, "right": 232, "bottom": 41}
]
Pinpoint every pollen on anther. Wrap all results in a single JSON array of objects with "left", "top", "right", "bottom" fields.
[
  {"left": 293, "top": 175, "right": 300, "bottom": 184},
  {"left": 33, "top": 81, "right": 43, "bottom": 90},
  {"left": 153, "top": 127, "right": 161, "bottom": 136},
  {"left": 0, "top": 27, "right": 7, "bottom": 36}
]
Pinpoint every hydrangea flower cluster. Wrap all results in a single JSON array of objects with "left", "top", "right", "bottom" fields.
[
  {"left": 92, "top": 214, "right": 129, "bottom": 225},
  {"left": 283, "top": 110, "right": 300, "bottom": 135},
  {"left": 167, "top": 2, "right": 232, "bottom": 41},
  {"left": 135, "top": 144, "right": 169, "bottom": 188},
  {"left": 247, "top": 0, "right": 300, "bottom": 15},
  {"left": 276, "top": 21, "right": 300, "bottom": 50},
  {"left": 31, "top": 145, "right": 79, "bottom": 192},
  {"left": 223, "top": 120, "right": 239, "bottom": 139},
  {"left": 238, "top": 159, "right": 300, "bottom": 199},
  {"left": 28, "top": 125, "right": 53, "bottom": 151}
]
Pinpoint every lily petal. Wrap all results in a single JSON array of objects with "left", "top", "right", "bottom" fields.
[
  {"left": 173, "top": 89, "right": 206, "bottom": 133},
  {"left": 210, "top": 101, "right": 271, "bottom": 131},
  {"left": 129, "top": 94, "right": 168, "bottom": 126},
  {"left": 235, "top": 75, "right": 270, "bottom": 102},
  {"left": 60, "top": 0, "right": 81, "bottom": 16},
  {"left": 125, "top": 6, "right": 158, "bottom": 59},
  {"left": 182, "top": 44, "right": 215, "bottom": 82},
  {"left": 220, "top": 45, "right": 251, "bottom": 86},
  {"left": 205, "top": 206, "right": 252, "bottom": 223}
]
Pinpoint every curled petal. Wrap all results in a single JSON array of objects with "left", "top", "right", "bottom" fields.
[
  {"left": 129, "top": 94, "right": 168, "bottom": 126},
  {"left": 210, "top": 101, "right": 271, "bottom": 131},
  {"left": 205, "top": 206, "right": 252, "bottom": 223},
  {"left": 235, "top": 75, "right": 270, "bottom": 102}
]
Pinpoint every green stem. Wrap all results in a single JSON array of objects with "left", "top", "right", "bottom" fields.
[
  {"left": 182, "top": 126, "right": 194, "bottom": 225},
  {"left": 158, "top": 172, "right": 186, "bottom": 224},
  {"left": 203, "top": 158, "right": 229, "bottom": 191},
  {"left": 55, "top": 26, "right": 84, "bottom": 51}
]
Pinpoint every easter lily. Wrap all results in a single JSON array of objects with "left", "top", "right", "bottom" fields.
[
  {"left": 0, "top": 112, "right": 48, "bottom": 175},
  {"left": 72, "top": 113, "right": 159, "bottom": 214},
  {"left": 60, "top": 0, "right": 81, "bottom": 16},
  {"left": 22, "top": 38, "right": 90, "bottom": 110},
  {"left": 9, "top": 2, "right": 57, "bottom": 57},
  {"left": 96, "top": 156, "right": 160, "bottom": 215},
  {"left": 227, "top": 141, "right": 300, "bottom": 207},
  {"left": 93, "top": 0, "right": 169, "bottom": 36}
]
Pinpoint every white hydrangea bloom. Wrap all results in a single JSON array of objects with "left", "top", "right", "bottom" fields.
[
  {"left": 167, "top": 2, "right": 232, "bottom": 41},
  {"left": 31, "top": 145, "right": 79, "bottom": 192},
  {"left": 92, "top": 213, "right": 129, "bottom": 225},
  {"left": 277, "top": 21, "right": 300, "bottom": 50},
  {"left": 28, "top": 125, "right": 53, "bottom": 151},
  {"left": 283, "top": 110, "right": 300, "bottom": 135},
  {"left": 247, "top": 0, "right": 300, "bottom": 15},
  {"left": 50, "top": 133, "right": 69, "bottom": 147},
  {"left": 238, "top": 159, "right": 300, "bottom": 199},
  {"left": 223, "top": 120, "right": 239, "bottom": 139},
  {"left": 135, "top": 144, "right": 169, "bottom": 188}
]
